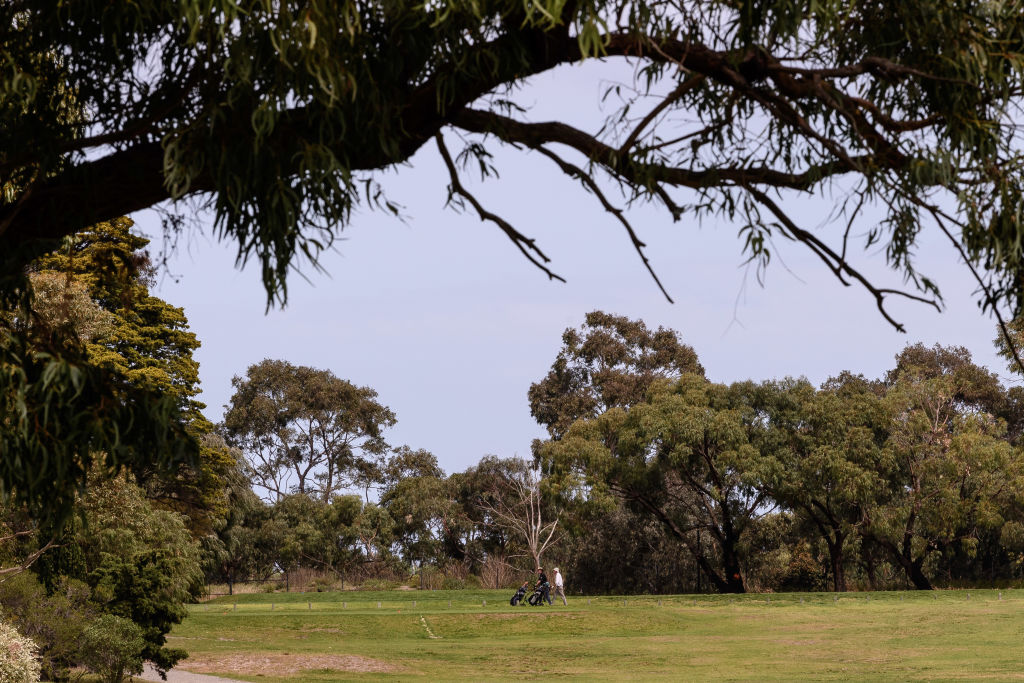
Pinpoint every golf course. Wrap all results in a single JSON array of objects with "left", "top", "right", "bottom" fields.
[{"left": 168, "top": 589, "right": 1024, "bottom": 681}]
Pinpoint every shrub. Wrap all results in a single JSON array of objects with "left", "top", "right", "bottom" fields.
[
  {"left": 0, "top": 572, "right": 92, "bottom": 680},
  {"left": 0, "top": 621, "right": 41, "bottom": 683},
  {"left": 79, "top": 614, "right": 145, "bottom": 683},
  {"left": 440, "top": 576, "right": 464, "bottom": 590},
  {"left": 359, "top": 578, "right": 399, "bottom": 591}
]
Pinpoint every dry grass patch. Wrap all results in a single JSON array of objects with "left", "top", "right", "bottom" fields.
[{"left": 181, "top": 652, "right": 403, "bottom": 676}]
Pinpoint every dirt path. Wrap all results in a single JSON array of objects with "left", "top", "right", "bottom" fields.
[{"left": 137, "top": 663, "right": 250, "bottom": 683}]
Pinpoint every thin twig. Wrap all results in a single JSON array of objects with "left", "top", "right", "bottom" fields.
[
  {"left": 619, "top": 74, "right": 705, "bottom": 155},
  {"left": 534, "top": 145, "right": 674, "bottom": 303},
  {"left": 742, "top": 183, "right": 941, "bottom": 332},
  {"left": 435, "top": 134, "right": 565, "bottom": 283},
  {"left": 909, "top": 194, "right": 1024, "bottom": 376}
]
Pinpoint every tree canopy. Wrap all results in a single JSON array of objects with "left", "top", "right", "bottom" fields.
[
  {"left": 3, "top": 1, "right": 1024, "bottom": 343},
  {"left": 222, "top": 359, "right": 395, "bottom": 502},
  {"left": 0, "top": 220, "right": 215, "bottom": 530},
  {"left": 529, "top": 310, "right": 704, "bottom": 439}
]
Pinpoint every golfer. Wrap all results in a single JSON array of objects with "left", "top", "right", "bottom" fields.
[
  {"left": 553, "top": 567, "right": 567, "bottom": 605},
  {"left": 536, "top": 566, "right": 552, "bottom": 605}
]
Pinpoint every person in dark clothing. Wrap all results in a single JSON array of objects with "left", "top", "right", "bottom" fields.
[{"left": 535, "top": 566, "right": 552, "bottom": 605}]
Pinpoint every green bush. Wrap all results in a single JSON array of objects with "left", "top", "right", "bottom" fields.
[
  {"left": 0, "top": 572, "right": 92, "bottom": 680},
  {"left": 359, "top": 578, "right": 399, "bottom": 591},
  {"left": 0, "top": 620, "right": 41, "bottom": 683},
  {"left": 79, "top": 614, "right": 145, "bottom": 683},
  {"left": 440, "top": 576, "right": 464, "bottom": 590}
]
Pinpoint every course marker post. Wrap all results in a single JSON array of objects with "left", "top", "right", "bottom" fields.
[
  {"left": 343, "top": 602, "right": 346, "bottom": 609},
  {"left": 413, "top": 601, "right": 416, "bottom": 608},
  {"left": 271, "top": 603, "right": 274, "bottom": 611},
  {"left": 999, "top": 592, "right": 1003, "bottom": 600},
  {"left": 483, "top": 599, "right": 486, "bottom": 606},
  {"left": 378, "top": 602, "right": 382, "bottom": 609},
  {"left": 308, "top": 602, "right": 311, "bottom": 610},
  {"left": 233, "top": 603, "right": 237, "bottom": 611},
  {"left": 448, "top": 600, "right": 451, "bottom": 608}
]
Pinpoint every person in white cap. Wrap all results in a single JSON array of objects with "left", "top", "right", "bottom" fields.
[{"left": 552, "top": 567, "right": 567, "bottom": 605}]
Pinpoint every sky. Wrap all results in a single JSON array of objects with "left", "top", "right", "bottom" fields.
[{"left": 134, "top": 59, "right": 1012, "bottom": 477}]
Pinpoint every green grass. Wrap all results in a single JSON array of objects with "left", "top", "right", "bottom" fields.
[{"left": 170, "top": 589, "right": 1024, "bottom": 681}]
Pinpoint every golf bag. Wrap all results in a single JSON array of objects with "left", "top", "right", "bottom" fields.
[
  {"left": 510, "top": 582, "right": 529, "bottom": 606},
  {"left": 526, "top": 581, "right": 550, "bottom": 606}
]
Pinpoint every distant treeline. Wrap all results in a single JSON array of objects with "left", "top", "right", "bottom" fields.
[{"left": 207, "top": 313, "right": 1024, "bottom": 594}]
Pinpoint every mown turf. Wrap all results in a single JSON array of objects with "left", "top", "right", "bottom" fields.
[{"left": 170, "top": 589, "right": 1024, "bottom": 681}]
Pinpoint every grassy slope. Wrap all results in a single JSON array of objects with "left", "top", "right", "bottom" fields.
[{"left": 174, "top": 590, "right": 1024, "bottom": 681}]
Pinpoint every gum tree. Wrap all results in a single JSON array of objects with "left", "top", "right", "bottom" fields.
[
  {"left": 750, "top": 374, "right": 888, "bottom": 592},
  {"left": 222, "top": 359, "right": 395, "bottom": 503},
  {"left": 864, "top": 346, "right": 1024, "bottom": 590},
  {"left": 540, "top": 375, "right": 770, "bottom": 593}
]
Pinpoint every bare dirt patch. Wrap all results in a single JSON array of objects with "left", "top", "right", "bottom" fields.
[{"left": 181, "top": 653, "right": 403, "bottom": 676}]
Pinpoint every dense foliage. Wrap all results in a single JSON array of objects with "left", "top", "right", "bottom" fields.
[
  {"left": 535, "top": 316, "right": 1024, "bottom": 593},
  {"left": 0, "top": 620, "right": 40, "bottom": 683},
  {"left": 4, "top": 1, "right": 1024, "bottom": 324},
  {"left": 0, "top": 219, "right": 235, "bottom": 530},
  {"left": 193, "top": 313, "right": 1024, "bottom": 596}
]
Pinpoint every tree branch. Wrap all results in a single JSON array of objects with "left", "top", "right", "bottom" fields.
[
  {"left": 0, "top": 540, "right": 56, "bottom": 582},
  {"left": 741, "top": 183, "right": 941, "bottom": 332},
  {"left": 435, "top": 134, "right": 565, "bottom": 284},
  {"left": 532, "top": 145, "right": 673, "bottom": 302},
  {"left": 454, "top": 108, "right": 857, "bottom": 191}
]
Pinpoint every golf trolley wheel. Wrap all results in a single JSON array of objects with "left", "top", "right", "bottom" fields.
[{"left": 527, "top": 592, "right": 542, "bottom": 606}]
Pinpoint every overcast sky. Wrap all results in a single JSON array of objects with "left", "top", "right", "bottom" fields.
[{"left": 136, "top": 59, "right": 1012, "bottom": 477}]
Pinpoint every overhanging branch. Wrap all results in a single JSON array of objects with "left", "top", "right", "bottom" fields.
[{"left": 435, "top": 134, "right": 565, "bottom": 284}]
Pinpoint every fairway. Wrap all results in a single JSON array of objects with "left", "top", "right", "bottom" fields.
[{"left": 168, "top": 590, "right": 1024, "bottom": 681}]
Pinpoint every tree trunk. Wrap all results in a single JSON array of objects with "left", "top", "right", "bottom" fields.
[
  {"left": 699, "top": 559, "right": 730, "bottom": 594},
  {"left": 861, "top": 542, "right": 879, "bottom": 591},
  {"left": 905, "top": 558, "right": 933, "bottom": 590},
  {"left": 720, "top": 536, "right": 746, "bottom": 594},
  {"left": 633, "top": 493, "right": 746, "bottom": 592},
  {"left": 826, "top": 533, "right": 847, "bottom": 593},
  {"left": 873, "top": 533, "right": 935, "bottom": 590}
]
